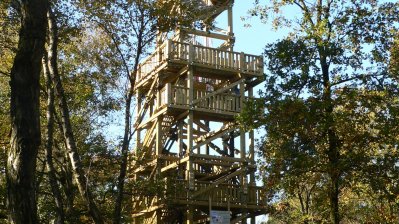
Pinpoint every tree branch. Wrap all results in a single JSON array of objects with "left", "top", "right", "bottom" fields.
[
  {"left": 0, "top": 70, "right": 10, "bottom": 77},
  {"left": 331, "top": 73, "right": 378, "bottom": 86}
]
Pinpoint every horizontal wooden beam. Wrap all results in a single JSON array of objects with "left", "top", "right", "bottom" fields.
[
  {"left": 193, "top": 159, "right": 231, "bottom": 167},
  {"left": 171, "top": 199, "right": 268, "bottom": 211},
  {"left": 181, "top": 28, "right": 231, "bottom": 41},
  {"left": 190, "top": 153, "right": 245, "bottom": 163}
]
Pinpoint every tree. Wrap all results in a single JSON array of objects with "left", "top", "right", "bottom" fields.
[
  {"left": 44, "top": 5, "right": 105, "bottom": 223},
  {"left": 6, "top": 0, "right": 48, "bottom": 223},
  {"left": 240, "top": 1, "right": 399, "bottom": 223},
  {"left": 390, "top": 36, "right": 399, "bottom": 78},
  {"left": 80, "top": 0, "right": 204, "bottom": 222},
  {"left": 0, "top": 2, "right": 17, "bottom": 219}
]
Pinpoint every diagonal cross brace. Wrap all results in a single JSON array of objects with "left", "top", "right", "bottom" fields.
[
  {"left": 191, "top": 79, "right": 244, "bottom": 105},
  {"left": 192, "top": 168, "right": 244, "bottom": 198}
]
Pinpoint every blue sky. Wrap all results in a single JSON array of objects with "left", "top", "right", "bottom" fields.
[
  {"left": 229, "top": 0, "right": 292, "bottom": 55},
  {"left": 233, "top": 0, "right": 274, "bottom": 54}
]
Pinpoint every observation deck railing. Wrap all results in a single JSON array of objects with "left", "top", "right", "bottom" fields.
[
  {"left": 157, "top": 84, "right": 242, "bottom": 114},
  {"left": 136, "top": 40, "right": 263, "bottom": 86}
]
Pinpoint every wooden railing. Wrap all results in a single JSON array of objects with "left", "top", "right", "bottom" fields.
[
  {"left": 194, "top": 90, "right": 241, "bottom": 113},
  {"left": 169, "top": 41, "right": 190, "bottom": 61},
  {"left": 159, "top": 83, "right": 241, "bottom": 113},
  {"left": 166, "top": 180, "right": 265, "bottom": 206},
  {"left": 136, "top": 42, "right": 168, "bottom": 84},
  {"left": 136, "top": 40, "right": 263, "bottom": 85}
]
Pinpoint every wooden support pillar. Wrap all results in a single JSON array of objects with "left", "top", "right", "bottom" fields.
[
  {"left": 239, "top": 81, "right": 246, "bottom": 161},
  {"left": 155, "top": 88, "right": 163, "bottom": 179},
  {"left": 248, "top": 87, "right": 256, "bottom": 186},
  {"left": 205, "top": 121, "right": 210, "bottom": 155},
  {"left": 227, "top": 3, "right": 234, "bottom": 51},
  {"left": 239, "top": 81, "right": 248, "bottom": 222},
  {"left": 227, "top": 4, "right": 233, "bottom": 35},
  {"left": 186, "top": 111, "right": 194, "bottom": 189},
  {"left": 155, "top": 116, "right": 162, "bottom": 157},
  {"left": 187, "top": 50, "right": 194, "bottom": 190},
  {"left": 186, "top": 58, "right": 195, "bottom": 216},
  {"left": 178, "top": 121, "right": 183, "bottom": 156},
  {"left": 136, "top": 90, "right": 142, "bottom": 149},
  {"left": 196, "top": 124, "right": 201, "bottom": 154}
]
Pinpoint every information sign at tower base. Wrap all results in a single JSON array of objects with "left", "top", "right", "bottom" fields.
[{"left": 210, "top": 210, "right": 230, "bottom": 224}]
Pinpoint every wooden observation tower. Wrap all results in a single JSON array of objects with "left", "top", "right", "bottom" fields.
[{"left": 131, "top": 0, "right": 266, "bottom": 223}]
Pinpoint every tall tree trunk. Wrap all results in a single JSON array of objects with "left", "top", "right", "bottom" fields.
[
  {"left": 320, "top": 55, "right": 340, "bottom": 224},
  {"left": 113, "top": 27, "right": 144, "bottom": 224},
  {"left": 7, "top": 0, "right": 48, "bottom": 223},
  {"left": 46, "top": 8, "right": 104, "bottom": 224},
  {"left": 329, "top": 172, "right": 340, "bottom": 224},
  {"left": 42, "top": 53, "right": 65, "bottom": 224},
  {"left": 113, "top": 91, "right": 132, "bottom": 224}
]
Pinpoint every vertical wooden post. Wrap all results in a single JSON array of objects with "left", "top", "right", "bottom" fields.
[
  {"left": 206, "top": 121, "right": 210, "bottom": 155},
  {"left": 239, "top": 81, "right": 246, "bottom": 161},
  {"left": 178, "top": 121, "right": 183, "bottom": 157},
  {"left": 197, "top": 124, "right": 201, "bottom": 155},
  {"left": 166, "top": 83, "right": 172, "bottom": 105},
  {"left": 227, "top": 3, "right": 234, "bottom": 51},
  {"left": 187, "top": 50, "right": 195, "bottom": 189},
  {"left": 155, "top": 86, "right": 163, "bottom": 223},
  {"left": 240, "top": 52, "right": 245, "bottom": 72},
  {"left": 186, "top": 62, "right": 195, "bottom": 222},
  {"left": 248, "top": 87, "right": 256, "bottom": 186},
  {"left": 136, "top": 90, "right": 142, "bottom": 149},
  {"left": 155, "top": 116, "right": 162, "bottom": 157},
  {"left": 258, "top": 55, "right": 264, "bottom": 75},
  {"left": 156, "top": 87, "right": 162, "bottom": 175},
  {"left": 166, "top": 39, "right": 172, "bottom": 60},
  {"left": 239, "top": 81, "right": 248, "bottom": 223}
]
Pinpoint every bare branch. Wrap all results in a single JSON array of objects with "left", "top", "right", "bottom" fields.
[{"left": 0, "top": 70, "right": 10, "bottom": 77}]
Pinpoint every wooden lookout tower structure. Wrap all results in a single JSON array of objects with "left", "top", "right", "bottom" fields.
[{"left": 131, "top": 0, "right": 266, "bottom": 223}]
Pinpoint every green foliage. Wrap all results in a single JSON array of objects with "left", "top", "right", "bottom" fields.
[
  {"left": 0, "top": 1, "right": 18, "bottom": 222},
  {"left": 390, "top": 37, "right": 399, "bottom": 79},
  {"left": 241, "top": 0, "right": 399, "bottom": 223}
]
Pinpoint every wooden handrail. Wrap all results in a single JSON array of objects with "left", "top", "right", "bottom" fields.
[
  {"left": 136, "top": 39, "right": 263, "bottom": 85},
  {"left": 191, "top": 79, "right": 243, "bottom": 104}
]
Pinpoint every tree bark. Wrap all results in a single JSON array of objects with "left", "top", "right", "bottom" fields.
[
  {"left": 320, "top": 54, "right": 340, "bottom": 224},
  {"left": 42, "top": 53, "right": 65, "bottom": 224},
  {"left": 113, "top": 19, "right": 146, "bottom": 224},
  {"left": 113, "top": 91, "right": 132, "bottom": 224},
  {"left": 7, "top": 0, "right": 48, "bottom": 223},
  {"left": 46, "top": 8, "right": 104, "bottom": 224}
]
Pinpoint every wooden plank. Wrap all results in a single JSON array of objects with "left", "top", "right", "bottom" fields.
[
  {"left": 192, "top": 169, "right": 244, "bottom": 198},
  {"left": 194, "top": 120, "right": 210, "bottom": 132},
  {"left": 171, "top": 199, "right": 268, "bottom": 210},
  {"left": 193, "top": 159, "right": 231, "bottom": 167},
  {"left": 181, "top": 28, "right": 230, "bottom": 41},
  {"left": 160, "top": 156, "right": 190, "bottom": 173},
  {"left": 192, "top": 79, "right": 243, "bottom": 105},
  {"left": 193, "top": 124, "right": 236, "bottom": 149},
  {"left": 131, "top": 204, "right": 163, "bottom": 218},
  {"left": 191, "top": 153, "right": 245, "bottom": 163}
]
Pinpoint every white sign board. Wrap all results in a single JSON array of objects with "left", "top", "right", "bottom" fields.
[{"left": 210, "top": 210, "right": 231, "bottom": 224}]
